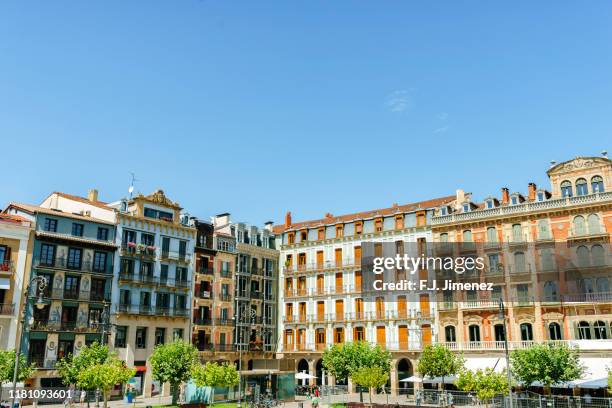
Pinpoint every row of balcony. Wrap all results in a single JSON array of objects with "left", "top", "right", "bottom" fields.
[
  {"left": 193, "top": 318, "right": 234, "bottom": 326},
  {"left": 196, "top": 292, "right": 233, "bottom": 302},
  {"left": 116, "top": 304, "right": 190, "bottom": 317},
  {"left": 198, "top": 266, "right": 232, "bottom": 278},
  {"left": 236, "top": 267, "right": 275, "bottom": 277},
  {"left": 284, "top": 260, "right": 360, "bottom": 274},
  {"left": 28, "top": 356, "right": 57, "bottom": 369},
  {"left": 285, "top": 285, "right": 363, "bottom": 298},
  {"left": 438, "top": 292, "right": 612, "bottom": 310},
  {"left": 195, "top": 343, "right": 275, "bottom": 353},
  {"left": 121, "top": 245, "right": 191, "bottom": 264},
  {"left": 30, "top": 319, "right": 104, "bottom": 332},
  {"left": 44, "top": 288, "right": 110, "bottom": 303},
  {"left": 235, "top": 291, "right": 274, "bottom": 301},
  {"left": 281, "top": 341, "right": 421, "bottom": 352},
  {"left": 283, "top": 311, "right": 431, "bottom": 324},
  {"left": 34, "top": 257, "right": 113, "bottom": 274},
  {"left": 118, "top": 273, "right": 191, "bottom": 289}
]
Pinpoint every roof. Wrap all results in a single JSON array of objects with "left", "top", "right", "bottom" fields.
[
  {"left": 8, "top": 202, "right": 115, "bottom": 225},
  {"left": 52, "top": 191, "right": 111, "bottom": 210},
  {"left": 0, "top": 213, "right": 30, "bottom": 224},
  {"left": 273, "top": 195, "right": 455, "bottom": 233}
]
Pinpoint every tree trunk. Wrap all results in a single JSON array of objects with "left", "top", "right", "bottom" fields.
[
  {"left": 369, "top": 387, "right": 373, "bottom": 406},
  {"left": 103, "top": 391, "right": 108, "bottom": 408},
  {"left": 170, "top": 383, "right": 178, "bottom": 406}
]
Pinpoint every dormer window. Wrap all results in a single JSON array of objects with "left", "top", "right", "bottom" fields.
[
  {"left": 462, "top": 203, "right": 470, "bottom": 213},
  {"left": 510, "top": 195, "right": 519, "bottom": 205},
  {"left": 537, "top": 191, "right": 545, "bottom": 202},
  {"left": 485, "top": 199, "right": 495, "bottom": 209},
  {"left": 440, "top": 207, "right": 448, "bottom": 216}
]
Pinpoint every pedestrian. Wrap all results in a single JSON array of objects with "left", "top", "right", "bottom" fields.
[{"left": 80, "top": 390, "right": 86, "bottom": 407}]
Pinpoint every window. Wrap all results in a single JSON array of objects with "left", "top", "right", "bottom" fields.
[
  {"left": 67, "top": 248, "right": 82, "bottom": 269},
  {"left": 287, "top": 233, "right": 295, "bottom": 245},
  {"left": 520, "top": 323, "right": 533, "bottom": 341},
  {"left": 561, "top": 180, "right": 573, "bottom": 198},
  {"left": 336, "top": 224, "right": 344, "bottom": 237},
  {"left": 141, "top": 233, "right": 154, "bottom": 246},
  {"left": 354, "top": 327, "right": 365, "bottom": 341},
  {"left": 374, "top": 219, "right": 383, "bottom": 232},
  {"left": 122, "top": 229, "right": 136, "bottom": 246},
  {"left": 119, "top": 289, "right": 131, "bottom": 305},
  {"left": 578, "top": 321, "right": 591, "bottom": 340},
  {"left": 543, "top": 281, "right": 558, "bottom": 301},
  {"left": 300, "top": 231, "right": 307, "bottom": 241},
  {"left": 445, "top": 326, "right": 456, "bottom": 342},
  {"left": 135, "top": 327, "right": 147, "bottom": 348},
  {"left": 591, "top": 175, "right": 604, "bottom": 193},
  {"left": 592, "top": 246, "right": 606, "bottom": 266},
  {"left": 179, "top": 240, "right": 187, "bottom": 259},
  {"left": 44, "top": 218, "right": 57, "bottom": 232},
  {"left": 155, "top": 328, "right": 166, "bottom": 345},
  {"left": 97, "top": 227, "right": 109, "bottom": 241},
  {"left": 468, "top": 325, "right": 480, "bottom": 342},
  {"left": 462, "top": 230, "right": 472, "bottom": 242},
  {"left": 395, "top": 215, "right": 404, "bottom": 229},
  {"left": 511, "top": 196, "right": 518, "bottom": 205},
  {"left": 594, "top": 321, "right": 607, "bottom": 339},
  {"left": 576, "top": 178, "right": 588, "bottom": 196},
  {"left": 92, "top": 252, "right": 107, "bottom": 272},
  {"left": 494, "top": 324, "right": 505, "bottom": 341},
  {"left": 573, "top": 215, "right": 586, "bottom": 235},
  {"left": 115, "top": 326, "right": 127, "bottom": 348},
  {"left": 440, "top": 207, "right": 447, "bottom": 216},
  {"left": 537, "top": 191, "right": 545, "bottom": 201},
  {"left": 514, "top": 252, "right": 526, "bottom": 272},
  {"left": 161, "top": 237, "right": 170, "bottom": 256},
  {"left": 512, "top": 224, "right": 522, "bottom": 242},
  {"left": 91, "top": 278, "right": 105, "bottom": 300},
  {"left": 549, "top": 323, "right": 562, "bottom": 340},
  {"left": 71, "top": 223, "right": 84, "bottom": 237},
  {"left": 486, "top": 227, "right": 497, "bottom": 242},
  {"left": 440, "top": 233, "right": 448, "bottom": 242},
  {"left": 173, "top": 328, "right": 184, "bottom": 340},
  {"left": 317, "top": 228, "right": 325, "bottom": 240},
  {"left": 577, "top": 246, "right": 590, "bottom": 267},
  {"left": 538, "top": 220, "right": 551, "bottom": 240},
  {"left": 334, "top": 327, "right": 344, "bottom": 343},
  {"left": 462, "top": 203, "right": 470, "bottom": 213},
  {"left": 587, "top": 214, "right": 600, "bottom": 234},
  {"left": 486, "top": 200, "right": 494, "bottom": 209},
  {"left": 144, "top": 207, "right": 173, "bottom": 221},
  {"left": 40, "top": 244, "right": 56, "bottom": 266}
]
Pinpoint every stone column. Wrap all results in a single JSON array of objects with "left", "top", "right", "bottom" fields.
[
  {"left": 390, "top": 359, "right": 398, "bottom": 396},
  {"left": 308, "top": 358, "right": 316, "bottom": 386}
]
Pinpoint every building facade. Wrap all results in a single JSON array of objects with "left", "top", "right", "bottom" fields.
[
  {"left": 6, "top": 201, "right": 117, "bottom": 388},
  {"left": 109, "top": 190, "right": 195, "bottom": 397},
  {"left": 0, "top": 213, "right": 33, "bottom": 349},
  {"left": 273, "top": 196, "right": 454, "bottom": 393},
  {"left": 430, "top": 155, "right": 612, "bottom": 384}
]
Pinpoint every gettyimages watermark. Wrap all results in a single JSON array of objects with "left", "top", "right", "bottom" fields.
[{"left": 360, "top": 241, "right": 612, "bottom": 304}]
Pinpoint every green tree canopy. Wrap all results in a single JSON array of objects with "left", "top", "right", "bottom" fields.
[
  {"left": 456, "top": 368, "right": 509, "bottom": 407},
  {"left": 149, "top": 340, "right": 198, "bottom": 405},
  {"left": 352, "top": 366, "right": 389, "bottom": 405},
  {"left": 322, "top": 342, "right": 391, "bottom": 381},
  {"left": 510, "top": 343, "right": 584, "bottom": 388},
  {"left": 416, "top": 344, "right": 464, "bottom": 389},
  {"left": 77, "top": 357, "right": 135, "bottom": 408},
  {"left": 0, "top": 350, "right": 34, "bottom": 384},
  {"left": 192, "top": 362, "right": 240, "bottom": 404},
  {"left": 56, "top": 342, "right": 110, "bottom": 386}
]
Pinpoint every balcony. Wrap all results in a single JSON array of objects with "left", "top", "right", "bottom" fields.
[
  {"left": 194, "top": 317, "right": 213, "bottom": 326},
  {"left": 0, "top": 303, "right": 15, "bottom": 316},
  {"left": 63, "top": 289, "right": 79, "bottom": 300},
  {"left": 197, "top": 344, "right": 237, "bottom": 353},
  {"left": 116, "top": 304, "right": 190, "bottom": 317},
  {"left": 440, "top": 339, "right": 612, "bottom": 351},
  {"left": 121, "top": 243, "right": 157, "bottom": 258},
  {"left": 218, "top": 293, "right": 231, "bottom": 302},
  {"left": 160, "top": 251, "right": 190, "bottom": 264},
  {"left": 220, "top": 270, "right": 232, "bottom": 279},
  {"left": 198, "top": 266, "right": 214, "bottom": 275},
  {"left": 0, "top": 260, "right": 14, "bottom": 274},
  {"left": 563, "top": 291, "right": 612, "bottom": 303},
  {"left": 215, "top": 318, "right": 233, "bottom": 326},
  {"left": 461, "top": 299, "right": 500, "bottom": 309},
  {"left": 29, "top": 356, "right": 56, "bottom": 369},
  {"left": 34, "top": 257, "right": 113, "bottom": 274}
]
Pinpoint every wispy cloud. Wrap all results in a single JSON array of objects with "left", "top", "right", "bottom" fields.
[
  {"left": 385, "top": 90, "right": 413, "bottom": 113},
  {"left": 433, "top": 126, "right": 450, "bottom": 134},
  {"left": 437, "top": 112, "right": 449, "bottom": 121}
]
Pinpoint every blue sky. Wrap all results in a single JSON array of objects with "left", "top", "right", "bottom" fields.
[{"left": 1, "top": 1, "right": 611, "bottom": 225}]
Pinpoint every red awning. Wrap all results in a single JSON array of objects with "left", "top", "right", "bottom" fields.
[{"left": 134, "top": 366, "right": 147, "bottom": 372}]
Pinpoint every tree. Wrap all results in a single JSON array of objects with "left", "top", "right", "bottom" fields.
[
  {"left": 510, "top": 343, "right": 583, "bottom": 391},
  {"left": 149, "top": 340, "right": 198, "bottom": 405},
  {"left": 322, "top": 342, "right": 391, "bottom": 381},
  {"left": 192, "top": 362, "right": 240, "bottom": 405},
  {"left": 0, "top": 350, "right": 34, "bottom": 384},
  {"left": 352, "top": 366, "right": 389, "bottom": 405},
  {"left": 456, "top": 368, "right": 509, "bottom": 408},
  {"left": 77, "top": 357, "right": 135, "bottom": 408},
  {"left": 57, "top": 342, "right": 110, "bottom": 386},
  {"left": 416, "top": 344, "right": 464, "bottom": 390},
  {"left": 607, "top": 369, "right": 611, "bottom": 393}
]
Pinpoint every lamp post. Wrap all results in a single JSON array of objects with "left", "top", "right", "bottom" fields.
[
  {"left": 499, "top": 299, "right": 513, "bottom": 408},
  {"left": 11, "top": 276, "right": 48, "bottom": 408},
  {"left": 235, "top": 303, "right": 256, "bottom": 408}
]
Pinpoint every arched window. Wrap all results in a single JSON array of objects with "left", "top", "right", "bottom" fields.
[
  {"left": 445, "top": 326, "right": 456, "bottom": 342},
  {"left": 576, "top": 178, "right": 588, "bottom": 196},
  {"left": 538, "top": 220, "right": 551, "bottom": 240},
  {"left": 463, "top": 230, "right": 473, "bottom": 242},
  {"left": 514, "top": 252, "right": 526, "bottom": 273},
  {"left": 468, "top": 325, "right": 480, "bottom": 342},
  {"left": 520, "top": 323, "right": 533, "bottom": 341},
  {"left": 578, "top": 321, "right": 591, "bottom": 340},
  {"left": 591, "top": 245, "right": 605, "bottom": 266},
  {"left": 561, "top": 180, "right": 573, "bottom": 198},
  {"left": 580, "top": 278, "right": 594, "bottom": 294},
  {"left": 594, "top": 321, "right": 607, "bottom": 339},
  {"left": 540, "top": 247, "right": 555, "bottom": 271},
  {"left": 573, "top": 216, "right": 586, "bottom": 235},
  {"left": 440, "top": 233, "right": 448, "bottom": 242},
  {"left": 487, "top": 227, "right": 497, "bottom": 242},
  {"left": 549, "top": 322, "right": 562, "bottom": 340},
  {"left": 512, "top": 224, "right": 522, "bottom": 242},
  {"left": 591, "top": 175, "right": 604, "bottom": 193},
  {"left": 494, "top": 324, "right": 505, "bottom": 341},
  {"left": 587, "top": 214, "right": 600, "bottom": 234},
  {"left": 596, "top": 277, "right": 610, "bottom": 293},
  {"left": 543, "top": 281, "right": 558, "bottom": 301},
  {"left": 576, "top": 246, "right": 590, "bottom": 267}
]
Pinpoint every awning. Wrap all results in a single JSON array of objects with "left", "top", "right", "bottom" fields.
[
  {"left": 400, "top": 376, "right": 423, "bottom": 383},
  {"left": 0, "top": 278, "right": 10, "bottom": 290},
  {"left": 134, "top": 366, "right": 147, "bottom": 372},
  {"left": 565, "top": 358, "right": 612, "bottom": 389},
  {"left": 422, "top": 358, "right": 507, "bottom": 384}
]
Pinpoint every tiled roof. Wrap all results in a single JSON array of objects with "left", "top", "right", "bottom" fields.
[
  {"left": 52, "top": 192, "right": 111, "bottom": 210},
  {"left": 0, "top": 213, "right": 30, "bottom": 224},
  {"left": 273, "top": 195, "right": 455, "bottom": 233},
  {"left": 8, "top": 202, "right": 115, "bottom": 225}
]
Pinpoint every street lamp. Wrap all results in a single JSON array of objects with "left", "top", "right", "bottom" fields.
[
  {"left": 499, "top": 299, "right": 514, "bottom": 408},
  {"left": 235, "top": 303, "right": 256, "bottom": 408},
  {"left": 11, "top": 276, "right": 48, "bottom": 408}
]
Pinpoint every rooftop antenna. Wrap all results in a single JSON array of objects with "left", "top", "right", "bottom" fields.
[
  {"left": 602, "top": 150, "right": 608, "bottom": 158},
  {"left": 128, "top": 172, "right": 139, "bottom": 199}
]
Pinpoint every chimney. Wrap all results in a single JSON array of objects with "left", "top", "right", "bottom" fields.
[
  {"left": 528, "top": 183, "right": 537, "bottom": 201},
  {"left": 285, "top": 211, "right": 292, "bottom": 228},
  {"left": 455, "top": 189, "right": 465, "bottom": 210},
  {"left": 264, "top": 221, "right": 273, "bottom": 232},
  {"left": 88, "top": 189, "right": 99, "bottom": 202},
  {"left": 501, "top": 187, "right": 510, "bottom": 205},
  {"left": 325, "top": 213, "right": 333, "bottom": 218}
]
